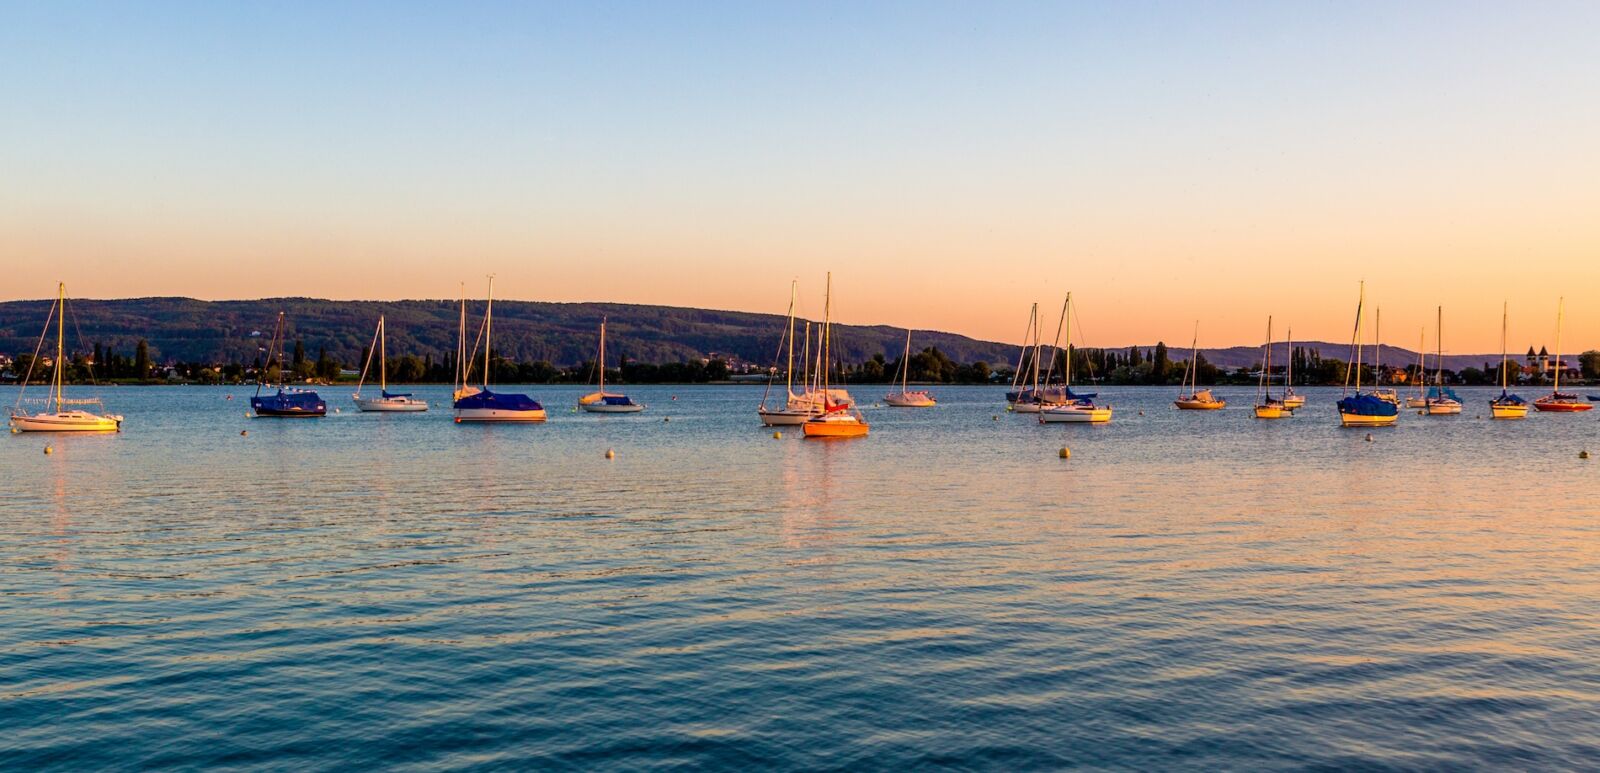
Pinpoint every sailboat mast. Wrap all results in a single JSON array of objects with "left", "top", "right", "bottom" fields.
[
  {"left": 456, "top": 284, "right": 466, "bottom": 391},
  {"left": 599, "top": 317, "right": 607, "bottom": 393},
  {"left": 821, "top": 273, "right": 832, "bottom": 401},
  {"left": 802, "top": 322, "right": 812, "bottom": 395},
  {"left": 54, "top": 282, "right": 65, "bottom": 412},
  {"left": 1501, "top": 302, "right": 1510, "bottom": 390},
  {"left": 1375, "top": 307, "right": 1383, "bottom": 385},
  {"left": 1259, "top": 316, "right": 1272, "bottom": 401},
  {"left": 483, "top": 276, "right": 494, "bottom": 389},
  {"left": 1434, "top": 306, "right": 1443, "bottom": 387},
  {"left": 379, "top": 316, "right": 387, "bottom": 392},
  {"left": 1554, "top": 297, "right": 1565, "bottom": 392},
  {"left": 901, "top": 329, "right": 912, "bottom": 391},
  {"left": 1063, "top": 293, "right": 1073, "bottom": 390},
  {"left": 1185, "top": 321, "right": 1199, "bottom": 393},
  {"left": 1353, "top": 282, "right": 1365, "bottom": 392},
  {"left": 786, "top": 281, "right": 796, "bottom": 398},
  {"left": 1286, "top": 327, "right": 1294, "bottom": 388}
]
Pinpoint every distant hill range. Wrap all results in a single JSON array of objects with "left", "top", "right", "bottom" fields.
[{"left": 0, "top": 296, "right": 1515, "bottom": 371}]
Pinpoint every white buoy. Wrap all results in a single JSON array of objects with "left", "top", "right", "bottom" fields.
[
  {"left": 240, "top": 430, "right": 248, "bottom": 436},
  {"left": 1365, "top": 433, "right": 1374, "bottom": 442}
]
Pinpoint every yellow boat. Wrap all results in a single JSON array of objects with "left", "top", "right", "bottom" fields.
[
  {"left": 1252, "top": 316, "right": 1291, "bottom": 419},
  {"left": 1489, "top": 302, "right": 1529, "bottom": 419},
  {"left": 1175, "top": 390, "right": 1226, "bottom": 410},
  {"left": 1339, "top": 410, "right": 1398, "bottom": 427}
]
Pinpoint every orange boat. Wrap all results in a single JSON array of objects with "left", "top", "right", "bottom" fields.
[{"left": 801, "top": 272, "right": 869, "bottom": 439}]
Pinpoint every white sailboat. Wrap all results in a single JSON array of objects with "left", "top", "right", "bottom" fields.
[
  {"left": 1405, "top": 328, "right": 1429, "bottom": 408},
  {"left": 353, "top": 315, "right": 428, "bottom": 412},
  {"left": 760, "top": 283, "right": 828, "bottom": 425},
  {"left": 579, "top": 316, "right": 643, "bottom": 413},
  {"left": 1039, "top": 292, "right": 1112, "bottom": 423},
  {"left": 9, "top": 283, "right": 123, "bottom": 432},
  {"left": 884, "top": 329, "right": 936, "bottom": 407},
  {"left": 1253, "top": 316, "right": 1291, "bottom": 419},
  {"left": 1282, "top": 326, "right": 1306, "bottom": 409},
  {"left": 1371, "top": 307, "right": 1400, "bottom": 405},
  {"left": 1422, "top": 306, "right": 1462, "bottom": 415},
  {"left": 1006, "top": 303, "right": 1040, "bottom": 410},
  {"left": 1174, "top": 321, "right": 1225, "bottom": 410}
]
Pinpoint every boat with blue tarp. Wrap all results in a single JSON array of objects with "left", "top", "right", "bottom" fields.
[{"left": 250, "top": 312, "right": 326, "bottom": 418}]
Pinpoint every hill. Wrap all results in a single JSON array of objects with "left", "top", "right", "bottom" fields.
[{"left": 0, "top": 297, "right": 1020, "bottom": 369}]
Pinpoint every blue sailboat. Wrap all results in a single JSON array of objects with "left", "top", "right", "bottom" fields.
[
  {"left": 250, "top": 311, "right": 326, "bottom": 418},
  {"left": 453, "top": 277, "right": 547, "bottom": 423},
  {"left": 1336, "top": 282, "right": 1399, "bottom": 427}
]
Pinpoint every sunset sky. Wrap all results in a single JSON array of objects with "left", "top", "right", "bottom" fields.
[{"left": 4, "top": 2, "right": 1598, "bottom": 352}]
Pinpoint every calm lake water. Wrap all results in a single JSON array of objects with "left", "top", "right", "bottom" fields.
[{"left": 4, "top": 384, "right": 1599, "bottom": 770}]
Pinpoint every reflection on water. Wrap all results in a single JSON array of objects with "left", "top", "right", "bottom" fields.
[{"left": 3, "top": 384, "right": 1599, "bottom": 769}]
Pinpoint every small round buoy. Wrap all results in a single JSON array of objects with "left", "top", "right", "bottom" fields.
[
  {"left": 44, "top": 445, "right": 53, "bottom": 455},
  {"left": 334, "top": 408, "right": 340, "bottom": 414},
  {"left": 605, "top": 448, "right": 615, "bottom": 459},
  {"left": 773, "top": 431, "right": 782, "bottom": 439},
  {"left": 226, "top": 395, "right": 233, "bottom": 401},
  {"left": 993, "top": 415, "right": 999, "bottom": 420},
  {"left": 454, "top": 417, "right": 461, "bottom": 423},
  {"left": 1365, "top": 433, "right": 1374, "bottom": 442},
  {"left": 240, "top": 430, "right": 248, "bottom": 436},
  {"left": 1058, "top": 447, "right": 1070, "bottom": 459},
  {"left": 663, "top": 416, "right": 670, "bottom": 422},
  {"left": 671, "top": 395, "right": 678, "bottom": 401},
  {"left": 1581, "top": 450, "right": 1590, "bottom": 459},
  {"left": 1417, "top": 409, "right": 1425, "bottom": 415},
  {"left": 1138, "top": 410, "right": 1144, "bottom": 416}
]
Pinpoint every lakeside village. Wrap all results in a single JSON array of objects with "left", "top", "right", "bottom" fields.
[{"left": 3, "top": 338, "right": 1597, "bottom": 389}]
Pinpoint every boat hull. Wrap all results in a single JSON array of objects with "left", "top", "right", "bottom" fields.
[
  {"left": 802, "top": 418, "right": 870, "bottom": 438},
  {"left": 1533, "top": 400, "right": 1593, "bottom": 412},
  {"left": 1282, "top": 396, "right": 1306, "bottom": 409},
  {"left": 884, "top": 392, "right": 936, "bottom": 407},
  {"left": 1490, "top": 404, "right": 1529, "bottom": 419},
  {"left": 454, "top": 408, "right": 547, "bottom": 422},
  {"left": 10, "top": 411, "right": 122, "bottom": 432},
  {"left": 1339, "top": 411, "right": 1398, "bottom": 427},
  {"left": 353, "top": 396, "right": 428, "bottom": 412},
  {"left": 1253, "top": 405, "right": 1290, "bottom": 419},
  {"left": 759, "top": 408, "right": 816, "bottom": 426},
  {"left": 581, "top": 402, "right": 644, "bottom": 413},
  {"left": 1174, "top": 399, "right": 1226, "bottom": 410},
  {"left": 1404, "top": 397, "right": 1429, "bottom": 409},
  {"left": 1039, "top": 406, "right": 1113, "bottom": 423},
  {"left": 1424, "top": 400, "right": 1463, "bottom": 415}
]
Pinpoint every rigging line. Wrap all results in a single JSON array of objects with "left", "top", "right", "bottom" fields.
[
  {"left": 65, "top": 294, "right": 101, "bottom": 385},
  {"left": 14, "top": 297, "right": 57, "bottom": 407}
]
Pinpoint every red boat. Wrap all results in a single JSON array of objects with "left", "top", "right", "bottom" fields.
[{"left": 1533, "top": 392, "right": 1593, "bottom": 412}]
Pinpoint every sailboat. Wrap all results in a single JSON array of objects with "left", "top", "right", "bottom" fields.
[
  {"left": 1174, "top": 322, "right": 1225, "bottom": 409},
  {"left": 1253, "top": 316, "right": 1291, "bottom": 419},
  {"left": 760, "top": 283, "right": 825, "bottom": 425},
  {"left": 8, "top": 283, "right": 124, "bottom": 432},
  {"left": 453, "top": 277, "right": 547, "bottom": 422},
  {"left": 352, "top": 315, "right": 428, "bottom": 412},
  {"left": 250, "top": 311, "right": 327, "bottom": 417},
  {"left": 1039, "top": 292, "right": 1113, "bottom": 423},
  {"left": 1533, "top": 297, "right": 1591, "bottom": 412},
  {"left": 1336, "top": 282, "right": 1399, "bottom": 427},
  {"left": 1282, "top": 326, "right": 1306, "bottom": 409},
  {"left": 1405, "top": 328, "right": 1430, "bottom": 408},
  {"left": 1422, "top": 306, "right": 1462, "bottom": 415},
  {"left": 1006, "top": 303, "right": 1039, "bottom": 409},
  {"left": 1371, "top": 308, "right": 1400, "bottom": 405},
  {"left": 1490, "top": 302, "right": 1529, "bottom": 419},
  {"left": 884, "top": 330, "right": 936, "bottom": 407},
  {"left": 579, "top": 316, "right": 643, "bottom": 413},
  {"left": 802, "top": 273, "right": 869, "bottom": 438}
]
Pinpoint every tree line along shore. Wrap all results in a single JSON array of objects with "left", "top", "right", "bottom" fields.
[{"left": 6, "top": 337, "right": 1599, "bottom": 388}]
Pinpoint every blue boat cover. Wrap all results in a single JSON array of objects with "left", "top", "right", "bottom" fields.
[
  {"left": 1337, "top": 393, "right": 1400, "bottom": 417},
  {"left": 1009, "top": 386, "right": 1097, "bottom": 402},
  {"left": 381, "top": 389, "right": 412, "bottom": 398},
  {"left": 251, "top": 389, "right": 326, "bottom": 413},
  {"left": 1493, "top": 392, "right": 1527, "bottom": 405},
  {"left": 453, "top": 389, "right": 543, "bottom": 411},
  {"left": 1426, "top": 386, "right": 1462, "bottom": 401},
  {"left": 600, "top": 394, "right": 638, "bottom": 406}
]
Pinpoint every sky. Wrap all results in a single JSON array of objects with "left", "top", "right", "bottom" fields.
[{"left": 3, "top": 1, "right": 1599, "bottom": 352}]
